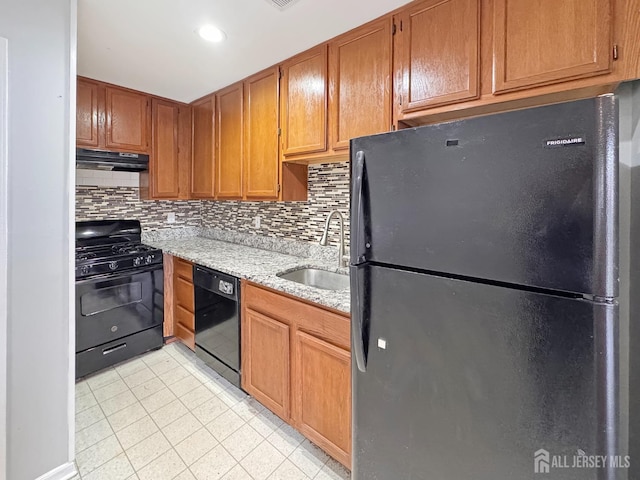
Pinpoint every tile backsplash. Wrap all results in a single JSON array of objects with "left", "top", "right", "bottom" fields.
[
  {"left": 200, "top": 162, "right": 350, "bottom": 246},
  {"left": 75, "top": 162, "right": 350, "bottom": 247},
  {"left": 76, "top": 186, "right": 203, "bottom": 229}
]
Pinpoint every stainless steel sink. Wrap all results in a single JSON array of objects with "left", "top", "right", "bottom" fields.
[{"left": 277, "top": 267, "right": 349, "bottom": 291}]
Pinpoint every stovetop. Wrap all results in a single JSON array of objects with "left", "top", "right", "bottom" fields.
[
  {"left": 75, "top": 220, "right": 163, "bottom": 280},
  {"left": 76, "top": 242, "right": 158, "bottom": 261}
]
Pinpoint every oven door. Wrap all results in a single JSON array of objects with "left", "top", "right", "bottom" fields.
[{"left": 76, "top": 265, "right": 164, "bottom": 353}]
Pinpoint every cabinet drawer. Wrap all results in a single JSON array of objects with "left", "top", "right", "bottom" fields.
[
  {"left": 244, "top": 283, "right": 350, "bottom": 350},
  {"left": 175, "top": 276, "right": 194, "bottom": 312},
  {"left": 175, "top": 322, "right": 195, "bottom": 350},
  {"left": 175, "top": 304, "right": 194, "bottom": 331},
  {"left": 174, "top": 258, "right": 193, "bottom": 281}
]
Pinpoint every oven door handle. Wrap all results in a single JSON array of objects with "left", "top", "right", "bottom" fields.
[{"left": 76, "top": 264, "right": 163, "bottom": 284}]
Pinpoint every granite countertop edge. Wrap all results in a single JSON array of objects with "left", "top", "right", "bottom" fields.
[{"left": 145, "top": 235, "right": 351, "bottom": 315}]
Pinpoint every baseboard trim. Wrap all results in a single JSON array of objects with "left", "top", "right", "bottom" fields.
[{"left": 34, "top": 462, "right": 77, "bottom": 480}]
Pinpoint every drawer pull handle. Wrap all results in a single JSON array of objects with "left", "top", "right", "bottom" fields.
[{"left": 103, "top": 343, "right": 127, "bottom": 355}]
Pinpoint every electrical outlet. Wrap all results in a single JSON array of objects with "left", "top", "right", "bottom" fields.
[
  {"left": 253, "top": 215, "right": 261, "bottom": 229},
  {"left": 167, "top": 212, "right": 176, "bottom": 224}
]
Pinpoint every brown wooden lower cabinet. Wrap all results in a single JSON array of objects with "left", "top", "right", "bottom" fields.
[
  {"left": 242, "top": 309, "right": 290, "bottom": 420},
  {"left": 173, "top": 256, "right": 195, "bottom": 350},
  {"left": 292, "top": 331, "right": 351, "bottom": 465},
  {"left": 241, "top": 280, "right": 351, "bottom": 468}
]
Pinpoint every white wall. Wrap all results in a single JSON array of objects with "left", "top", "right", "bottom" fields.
[
  {"left": 0, "top": 1, "right": 75, "bottom": 479},
  {"left": 0, "top": 36, "right": 8, "bottom": 480}
]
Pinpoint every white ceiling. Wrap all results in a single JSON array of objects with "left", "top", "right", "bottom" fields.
[{"left": 78, "top": 0, "right": 413, "bottom": 103}]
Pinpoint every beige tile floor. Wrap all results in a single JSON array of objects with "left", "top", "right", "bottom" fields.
[{"left": 72, "top": 342, "right": 351, "bottom": 480}]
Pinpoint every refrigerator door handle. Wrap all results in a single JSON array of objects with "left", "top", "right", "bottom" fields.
[
  {"left": 592, "top": 94, "right": 619, "bottom": 298},
  {"left": 351, "top": 150, "right": 368, "bottom": 265},
  {"left": 350, "top": 265, "right": 368, "bottom": 372}
]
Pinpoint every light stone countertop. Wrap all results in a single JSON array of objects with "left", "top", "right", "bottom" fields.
[{"left": 144, "top": 233, "right": 351, "bottom": 314}]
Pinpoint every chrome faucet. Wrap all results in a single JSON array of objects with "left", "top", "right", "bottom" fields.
[{"left": 319, "top": 210, "right": 348, "bottom": 268}]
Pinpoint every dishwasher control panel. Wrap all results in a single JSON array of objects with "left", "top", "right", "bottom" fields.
[
  {"left": 219, "top": 280, "right": 234, "bottom": 295},
  {"left": 193, "top": 266, "right": 239, "bottom": 301}
]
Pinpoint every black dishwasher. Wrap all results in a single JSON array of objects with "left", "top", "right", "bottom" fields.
[{"left": 193, "top": 266, "right": 241, "bottom": 388}]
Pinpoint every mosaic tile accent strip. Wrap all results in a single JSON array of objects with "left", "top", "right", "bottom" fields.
[
  {"left": 200, "top": 162, "right": 350, "bottom": 247},
  {"left": 307, "top": 161, "right": 350, "bottom": 246},
  {"left": 76, "top": 187, "right": 203, "bottom": 230},
  {"left": 76, "top": 162, "right": 351, "bottom": 246}
]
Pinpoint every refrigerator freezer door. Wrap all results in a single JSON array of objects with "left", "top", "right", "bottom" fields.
[
  {"left": 352, "top": 265, "right": 621, "bottom": 480},
  {"left": 350, "top": 96, "right": 618, "bottom": 297}
]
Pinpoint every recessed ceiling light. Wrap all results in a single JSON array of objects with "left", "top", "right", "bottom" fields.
[{"left": 198, "top": 24, "right": 226, "bottom": 43}]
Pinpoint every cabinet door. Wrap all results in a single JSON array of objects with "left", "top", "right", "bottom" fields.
[
  {"left": 215, "top": 83, "right": 243, "bottom": 199},
  {"left": 77, "top": 79, "right": 102, "bottom": 148},
  {"left": 493, "top": 0, "right": 613, "bottom": 93},
  {"left": 395, "top": 0, "right": 480, "bottom": 113},
  {"left": 292, "top": 331, "right": 351, "bottom": 467},
  {"left": 190, "top": 96, "right": 215, "bottom": 198},
  {"left": 244, "top": 68, "right": 280, "bottom": 199},
  {"left": 329, "top": 18, "right": 392, "bottom": 151},
  {"left": 281, "top": 45, "right": 328, "bottom": 156},
  {"left": 242, "top": 309, "right": 290, "bottom": 420},
  {"left": 105, "top": 87, "right": 150, "bottom": 153},
  {"left": 150, "top": 99, "right": 179, "bottom": 199}
]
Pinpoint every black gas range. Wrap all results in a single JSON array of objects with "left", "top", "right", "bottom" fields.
[
  {"left": 76, "top": 220, "right": 162, "bottom": 279},
  {"left": 75, "top": 220, "right": 164, "bottom": 378}
]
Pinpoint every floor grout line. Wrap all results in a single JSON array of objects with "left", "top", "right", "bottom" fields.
[
  {"left": 167, "top": 345, "right": 247, "bottom": 479},
  {"left": 119, "top": 356, "right": 188, "bottom": 477},
  {"left": 102, "top": 361, "right": 140, "bottom": 480},
  {"left": 78, "top": 368, "right": 130, "bottom": 479},
  {"left": 131, "top": 345, "right": 225, "bottom": 478},
  {"left": 76, "top": 343, "right": 346, "bottom": 480}
]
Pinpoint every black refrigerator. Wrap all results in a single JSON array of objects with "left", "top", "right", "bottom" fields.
[{"left": 350, "top": 94, "right": 639, "bottom": 480}]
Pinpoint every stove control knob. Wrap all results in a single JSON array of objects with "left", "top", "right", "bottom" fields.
[
  {"left": 80, "top": 265, "right": 90, "bottom": 276},
  {"left": 108, "top": 261, "right": 118, "bottom": 270},
  {"left": 145, "top": 255, "right": 154, "bottom": 264},
  {"left": 133, "top": 257, "right": 143, "bottom": 267}
]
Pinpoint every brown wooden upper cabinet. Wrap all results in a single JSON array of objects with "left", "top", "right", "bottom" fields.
[
  {"left": 150, "top": 99, "right": 180, "bottom": 198},
  {"left": 147, "top": 99, "right": 191, "bottom": 200},
  {"left": 281, "top": 45, "right": 328, "bottom": 157},
  {"left": 394, "top": 0, "right": 480, "bottom": 115},
  {"left": 210, "top": 67, "right": 304, "bottom": 201},
  {"left": 492, "top": 0, "right": 613, "bottom": 94},
  {"left": 190, "top": 95, "right": 216, "bottom": 199},
  {"left": 105, "top": 86, "right": 150, "bottom": 153},
  {"left": 76, "top": 78, "right": 101, "bottom": 148},
  {"left": 329, "top": 18, "right": 393, "bottom": 151},
  {"left": 215, "top": 82, "right": 244, "bottom": 199},
  {"left": 77, "top": 78, "right": 150, "bottom": 153},
  {"left": 244, "top": 67, "right": 280, "bottom": 199}
]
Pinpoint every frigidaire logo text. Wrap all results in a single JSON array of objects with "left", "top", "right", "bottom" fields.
[{"left": 545, "top": 137, "right": 586, "bottom": 147}]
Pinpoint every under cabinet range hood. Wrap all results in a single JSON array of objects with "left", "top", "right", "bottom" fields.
[{"left": 76, "top": 148, "right": 149, "bottom": 172}]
